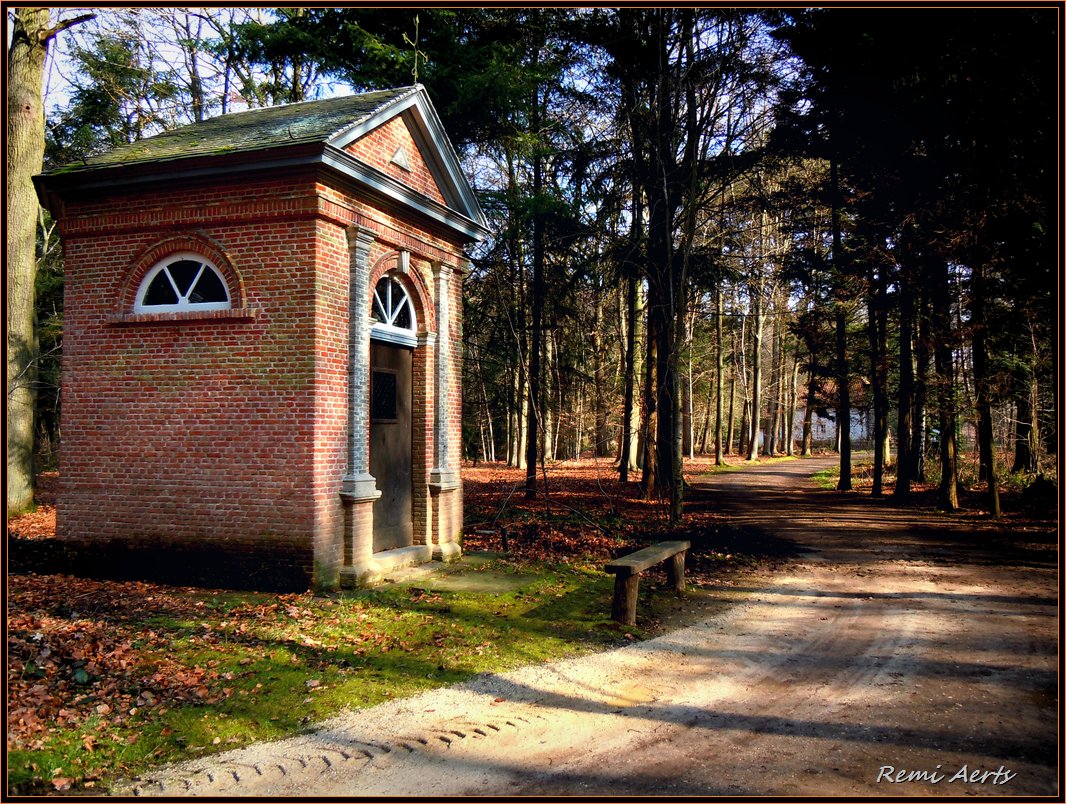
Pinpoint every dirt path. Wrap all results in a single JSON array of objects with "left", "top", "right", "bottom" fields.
[{"left": 115, "top": 456, "right": 1059, "bottom": 797}]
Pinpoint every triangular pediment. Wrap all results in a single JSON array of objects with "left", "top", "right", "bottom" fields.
[
  {"left": 341, "top": 114, "right": 449, "bottom": 208},
  {"left": 327, "top": 86, "right": 484, "bottom": 230}
]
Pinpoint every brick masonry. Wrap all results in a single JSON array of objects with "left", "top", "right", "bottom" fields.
[{"left": 53, "top": 119, "right": 471, "bottom": 591}]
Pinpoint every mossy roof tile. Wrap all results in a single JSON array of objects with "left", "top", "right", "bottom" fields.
[{"left": 48, "top": 87, "right": 418, "bottom": 174}]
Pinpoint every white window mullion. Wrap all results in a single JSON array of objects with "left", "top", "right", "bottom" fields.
[
  {"left": 163, "top": 268, "right": 182, "bottom": 301},
  {"left": 184, "top": 264, "right": 207, "bottom": 303},
  {"left": 391, "top": 295, "right": 408, "bottom": 327}
]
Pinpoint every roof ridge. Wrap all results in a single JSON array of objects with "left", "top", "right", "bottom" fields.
[
  {"left": 190, "top": 85, "right": 418, "bottom": 125},
  {"left": 325, "top": 85, "right": 422, "bottom": 142}
]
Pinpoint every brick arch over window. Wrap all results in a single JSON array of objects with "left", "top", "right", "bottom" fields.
[
  {"left": 118, "top": 233, "right": 246, "bottom": 314},
  {"left": 368, "top": 250, "right": 436, "bottom": 336}
]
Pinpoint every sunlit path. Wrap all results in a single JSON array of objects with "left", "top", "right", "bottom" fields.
[{"left": 116, "top": 457, "right": 1057, "bottom": 797}]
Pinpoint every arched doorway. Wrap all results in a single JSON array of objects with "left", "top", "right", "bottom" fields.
[{"left": 369, "top": 273, "right": 417, "bottom": 551}]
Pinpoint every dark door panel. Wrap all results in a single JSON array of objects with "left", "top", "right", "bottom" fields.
[{"left": 369, "top": 342, "right": 413, "bottom": 550}]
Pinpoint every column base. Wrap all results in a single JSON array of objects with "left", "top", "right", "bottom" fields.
[
  {"left": 433, "top": 541, "right": 462, "bottom": 562},
  {"left": 340, "top": 559, "right": 384, "bottom": 588},
  {"left": 429, "top": 468, "right": 460, "bottom": 491},
  {"left": 341, "top": 472, "right": 381, "bottom": 501}
]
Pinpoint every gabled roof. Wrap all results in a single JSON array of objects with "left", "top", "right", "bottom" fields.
[{"left": 36, "top": 85, "right": 489, "bottom": 241}]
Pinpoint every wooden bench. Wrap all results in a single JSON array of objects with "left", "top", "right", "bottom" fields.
[{"left": 604, "top": 540, "right": 691, "bottom": 626}]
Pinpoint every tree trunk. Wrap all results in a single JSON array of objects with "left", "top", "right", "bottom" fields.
[
  {"left": 619, "top": 271, "right": 639, "bottom": 481},
  {"left": 683, "top": 313, "right": 694, "bottom": 459},
  {"left": 511, "top": 360, "right": 527, "bottom": 469},
  {"left": 726, "top": 316, "right": 740, "bottom": 455},
  {"left": 641, "top": 299, "right": 659, "bottom": 499},
  {"left": 553, "top": 329, "right": 564, "bottom": 460},
  {"left": 726, "top": 366, "right": 737, "bottom": 455},
  {"left": 747, "top": 290, "right": 763, "bottom": 461},
  {"left": 830, "top": 156, "right": 852, "bottom": 491},
  {"left": 971, "top": 261, "right": 1001, "bottom": 517},
  {"left": 574, "top": 387, "right": 584, "bottom": 460},
  {"left": 866, "top": 259, "right": 889, "bottom": 497},
  {"left": 714, "top": 284, "right": 725, "bottom": 464},
  {"left": 802, "top": 355, "right": 816, "bottom": 456},
  {"left": 911, "top": 282, "right": 931, "bottom": 483},
  {"left": 524, "top": 82, "right": 545, "bottom": 498},
  {"left": 542, "top": 327, "right": 555, "bottom": 463},
  {"left": 786, "top": 355, "right": 799, "bottom": 456},
  {"left": 931, "top": 257, "right": 958, "bottom": 510},
  {"left": 592, "top": 295, "right": 611, "bottom": 458},
  {"left": 766, "top": 316, "right": 780, "bottom": 457},
  {"left": 698, "top": 373, "right": 712, "bottom": 454},
  {"left": 8, "top": 8, "right": 51, "bottom": 515},
  {"left": 894, "top": 252, "right": 915, "bottom": 499},
  {"left": 739, "top": 399, "right": 750, "bottom": 458},
  {"left": 668, "top": 312, "right": 685, "bottom": 522},
  {"left": 475, "top": 342, "right": 496, "bottom": 462},
  {"left": 1011, "top": 342, "right": 1037, "bottom": 473},
  {"left": 647, "top": 196, "right": 680, "bottom": 511},
  {"left": 627, "top": 282, "right": 644, "bottom": 472}
]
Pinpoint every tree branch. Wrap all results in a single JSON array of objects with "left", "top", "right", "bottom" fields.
[{"left": 38, "top": 13, "right": 95, "bottom": 46}]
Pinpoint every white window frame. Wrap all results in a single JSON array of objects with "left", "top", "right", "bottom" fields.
[
  {"left": 370, "top": 275, "right": 417, "bottom": 347},
  {"left": 134, "top": 252, "right": 232, "bottom": 314}
]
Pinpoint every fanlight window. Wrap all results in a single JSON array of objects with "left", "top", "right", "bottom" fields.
[
  {"left": 135, "top": 254, "right": 231, "bottom": 313},
  {"left": 370, "top": 276, "right": 417, "bottom": 346}
]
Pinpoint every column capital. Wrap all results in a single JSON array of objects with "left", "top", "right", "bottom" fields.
[
  {"left": 431, "top": 260, "right": 459, "bottom": 279},
  {"left": 346, "top": 224, "right": 376, "bottom": 251}
]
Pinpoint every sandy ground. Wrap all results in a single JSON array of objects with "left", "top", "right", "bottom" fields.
[{"left": 113, "top": 456, "right": 1059, "bottom": 797}]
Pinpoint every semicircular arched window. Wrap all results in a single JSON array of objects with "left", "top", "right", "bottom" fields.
[
  {"left": 370, "top": 275, "right": 417, "bottom": 347},
  {"left": 134, "top": 253, "right": 232, "bottom": 313}
]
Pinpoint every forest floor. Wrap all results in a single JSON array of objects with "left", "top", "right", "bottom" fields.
[
  {"left": 4, "top": 454, "right": 800, "bottom": 794},
  {"left": 94, "top": 455, "right": 1058, "bottom": 797}
]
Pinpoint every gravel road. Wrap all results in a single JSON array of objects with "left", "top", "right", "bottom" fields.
[{"left": 114, "top": 456, "right": 1058, "bottom": 797}]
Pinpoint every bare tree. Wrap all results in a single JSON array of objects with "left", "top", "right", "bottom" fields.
[{"left": 7, "top": 7, "right": 92, "bottom": 513}]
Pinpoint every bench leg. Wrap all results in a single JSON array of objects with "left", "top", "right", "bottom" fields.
[
  {"left": 666, "top": 550, "right": 686, "bottom": 593},
  {"left": 612, "top": 574, "right": 640, "bottom": 626}
]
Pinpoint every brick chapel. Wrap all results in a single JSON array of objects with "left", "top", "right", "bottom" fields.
[{"left": 35, "top": 85, "right": 488, "bottom": 591}]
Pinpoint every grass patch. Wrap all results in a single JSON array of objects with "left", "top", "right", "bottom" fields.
[
  {"left": 7, "top": 558, "right": 627, "bottom": 795},
  {"left": 811, "top": 465, "right": 839, "bottom": 489}
]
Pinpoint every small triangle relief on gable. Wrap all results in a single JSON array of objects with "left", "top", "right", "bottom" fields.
[
  {"left": 343, "top": 115, "right": 448, "bottom": 206},
  {"left": 390, "top": 146, "right": 411, "bottom": 171}
]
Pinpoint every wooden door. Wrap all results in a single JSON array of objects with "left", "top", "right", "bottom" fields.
[{"left": 369, "top": 342, "right": 413, "bottom": 551}]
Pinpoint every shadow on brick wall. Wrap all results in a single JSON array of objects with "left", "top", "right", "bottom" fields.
[{"left": 7, "top": 536, "right": 310, "bottom": 592}]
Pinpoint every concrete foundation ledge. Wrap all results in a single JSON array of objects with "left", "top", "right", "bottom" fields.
[
  {"left": 375, "top": 544, "right": 433, "bottom": 573},
  {"left": 341, "top": 545, "right": 434, "bottom": 588}
]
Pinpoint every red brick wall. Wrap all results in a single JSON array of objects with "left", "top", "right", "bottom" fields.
[
  {"left": 310, "top": 220, "right": 351, "bottom": 588},
  {"left": 56, "top": 158, "right": 469, "bottom": 590},
  {"left": 57, "top": 177, "right": 324, "bottom": 587}
]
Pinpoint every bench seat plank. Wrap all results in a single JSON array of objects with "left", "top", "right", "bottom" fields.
[{"left": 604, "top": 540, "right": 691, "bottom": 576}]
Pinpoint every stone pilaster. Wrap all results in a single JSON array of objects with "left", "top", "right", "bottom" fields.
[
  {"left": 430, "top": 261, "right": 460, "bottom": 560},
  {"left": 412, "top": 330, "right": 436, "bottom": 550},
  {"left": 341, "top": 225, "right": 381, "bottom": 585}
]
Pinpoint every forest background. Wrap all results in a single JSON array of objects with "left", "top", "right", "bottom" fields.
[{"left": 7, "top": 7, "right": 1058, "bottom": 523}]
